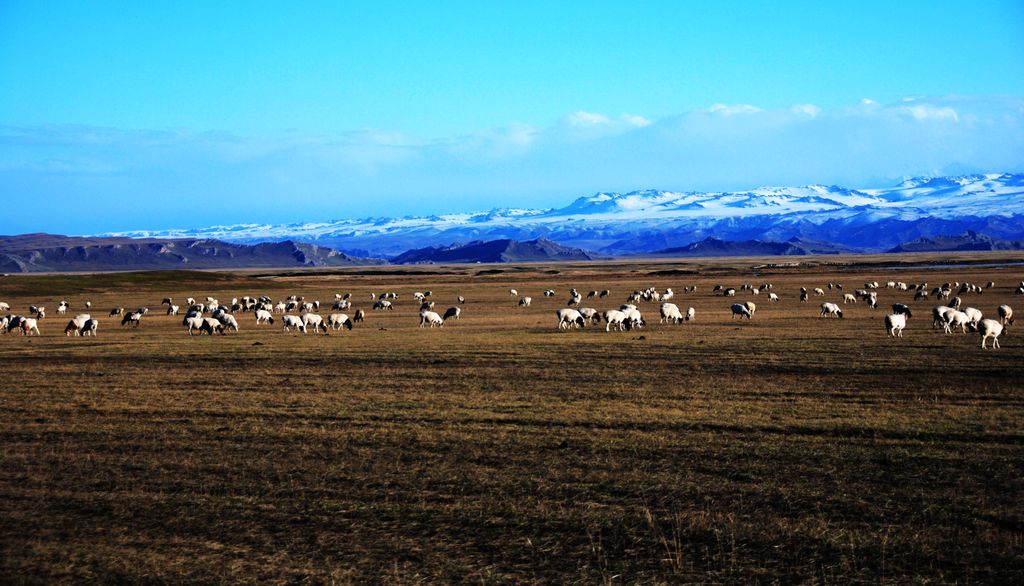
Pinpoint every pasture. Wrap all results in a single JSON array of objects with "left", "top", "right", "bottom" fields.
[{"left": 1, "top": 256, "right": 1022, "bottom": 583}]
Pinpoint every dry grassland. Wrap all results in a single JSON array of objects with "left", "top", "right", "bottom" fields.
[{"left": 1, "top": 256, "right": 1022, "bottom": 583}]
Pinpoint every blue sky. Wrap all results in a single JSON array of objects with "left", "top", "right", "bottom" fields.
[{"left": 1, "top": 1, "right": 1023, "bottom": 234}]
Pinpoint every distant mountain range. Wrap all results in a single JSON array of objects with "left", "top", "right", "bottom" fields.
[
  {"left": 649, "top": 237, "right": 855, "bottom": 257},
  {"left": 2, "top": 230, "right": 1022, "bottom": 272},
  {"left": 101, "top": 173, "right": 1024, "bottom": 256},
  {"left": 887, "top": 231, "right": 1024, "bottom": 253},
  {"left": 392, "top": 237, "right": 605, "bottom": 264},
  {"left": 0, "top": 234, "right": 382, "bottom": 273}
]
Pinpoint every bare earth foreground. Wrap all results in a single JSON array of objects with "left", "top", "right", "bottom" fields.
[{"left": 1, "top": 255, "right": 1022, "bottom": 584}]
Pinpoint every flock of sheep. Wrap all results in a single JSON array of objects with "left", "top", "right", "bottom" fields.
[{"left": 0, "top": 277, "right": 1019, "bottom": 349}]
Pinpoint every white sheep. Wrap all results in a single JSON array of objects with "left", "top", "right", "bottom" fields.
[
  {"left": 979, "top": 319, "right": 1004, "bottom": 349},
  {"left": 884, "top": 313, "right": 906, "bottom": 338},
  {"left": 518, "top": 297, "right": 532, "bottom": 308},
  {"left": 81, "top": 319, "right": 98, "bottom": 337},
  {"left": 166, "top": 304, "right": 180, "bottom": 316},
  {"left": 819, "top": 302, "right": 843, "bottom": 319},
  {"left": 731, "top": 303, "right": 753, "bottom": 319},
  {"left": 998, "top": 304, "right": 1014, "bottom": 326},
  {"left": 420, "top": 310, "right": 444, "bottom": 328},
  {"left": 686, "top": 307, "right": 695, "bottom": 321},
  {"left": 962, "top": 307, "right": 983, "bottom": 330},
  {"left": 20, "top": 318, "right": 40, "bottom": 336},
  {"left": 943, "top": 310, "right": 971, "bottom": 334},
  {"left": 623, "top": 307, "right": 645, "bottom": 329},
  {"left": 578, "top": 307, "right": 600, "bottom": 324},
  {"left": 509, "top": 288, "right": 518, "bottom": 297},
  {"left": 0, "top": 302, "right": 9, "bottom": 311},
  {"left": 303, "top": 313, "right": 329, "bottom": 334},
  {"left": 768, "top": 292, "right": 779, "bottom": 302},
  {"left": 218, "top": 314, "right": 240, "bottom": 332},
  {"left": 183, "top": 316, "right": 205, "bottom": 335},
  {"left": 843, "top": 293, "right": 857, "bottom": 304},
  {"left": 813, "top": 287, "right": 825, "bottom": 296},
  {"left": 603, "top": 309, "right": 627, "bottom": 332},
  {"left": 328, "top": 313, "right": 353, "bottom": 330},
  {"left": 660, "top": 302, "right": 684, "bottom": 324},
  {"left": 556, "top": 308, "right": 585, "bottom": 330},
  {"left": 932, "top": 305, "right": 956, "bottom": 329},
  {"left": 282, "top": 315, "right": 306, "bottom": 333},
  {"left": 255, "top": 309, "right": 275, "bottom": 325}
]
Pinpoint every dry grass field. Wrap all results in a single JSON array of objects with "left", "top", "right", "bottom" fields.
[{"left": 1, "top": 255, "right": 1022, "bottom": 584}]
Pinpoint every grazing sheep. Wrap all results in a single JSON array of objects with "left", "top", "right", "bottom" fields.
[
  {"left": 166, "top": 304, "right": 179, "bottom": 316},
  {"left": 768, "top": 292, "right": 779, "bottom": 302},
  {"left": 328, "top": 313, "right": 353, "bottom": 330},
  {"left": 660, "top": 303, "right": 684, "bottom": 324},
  {"left": 578, "top": 307, "right": 600, "bottom": 324},
  {"left": 813, "top": 287, "right": 825, "bottom": 296},
  {"left": 843, "top": 293, "right": 857, "bottom": 304},
  {"left": 121, "top": 312, "right": 143, "bottom": 327},
  {"left": 0, "top": 302, "right": 9, "bottom": 311},
  {"left": 932, "top": 305, "right": 956, "bottom": 329},
  {"left": 744, "top": 301, "right": 756, "bottom": 316},
  {"left": 332, "top": 299, "right": 351, "bottom": 310},
  {"left": 724, "top": 288, "right": 736, "bottom": 297},
  {"left": 81, "top": 319, "right": 98, "bottom": 337},
  {"left": 197, "top": 317, "right": 224, "bottom": 336},
  {"left": 820, "top": 302, "right": 843, "bottom": 319},
  {"left": 998, "top": 304, "right": 1014, "bottom": 326},
  {"left": 420, "top": 311, "right": 444, "bottom": 328},
  {"left": 353, "top": 309, "right": 365, "bottom": 322},
  {"left": 519, "top": 297, "right": 532, "bottom": 308},
  {"left": 21, "top": 318, "right": 40, "bottom": 336},
  {"left": 623, "top": 307, "right": 645, "bottom": 329},
  {"left": 442, "top": 307, "right": 461, "bottom": 321},
  {"left": 731, "top": 303, "right": 753, "bottom": 319},
  {"left": 282, "top": 315, "right": 306, "bottom": 333},
  {"left": 979, "top": 319, "right": 1004, "bottom": 349},
  {"left": 64, "top": 319, "right": 81, "bottom": 336},
  {"left": 948, "top": 296, "right": 962, "bottom": 310},
  {"left": 587, "top": 290, "right": 598, "bottom": 299},
  {"left": 556, "top": 308, "right": 586, "bottom": 330},
  {"left": 943, "top": 310, "right": 971, "bottom": 334},
  {"left": 543, "top": 289, "right": 556, "bottom": 297},
  {"left": 599, "top": 289, "right": 610, "bottom": 298},
  {"left": 884, "top": 314, "right": 907, "bottom": 338},
  {"left": 686, "top": 307, "right": 696, "bottom": 321},
  {"left": 420, "top": 301, "right": 435, "bottom": 311},
  {"left": 373, "top": 300, "right": 393, "bottom": 310},
  {"left": 302, "top": 313, "right": 329, "bottom": 334},
  {"left": 63, "top": 314, "right": 92, "bottom": 336},
  {"left": 509, "top": 289, "right": 518, "bottom": 297},
  {"left": 255, "top": 309, "right": 275, "bottom": 325},
  {"left": 218, "top": 314, "right": 240, "bottom": 332},
  {"left": 962, "top": 307, "right": 984, "bottom": 330},
  {"left": 603, "top": 309, "right": 627, "bottom": 332}
]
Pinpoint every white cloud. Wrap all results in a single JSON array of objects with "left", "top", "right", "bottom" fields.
[
  {"left": 621, "top": 114, "right": 653, "bottom": 127},
  {"left": 707, "top": 103, "right": 762, "bottom": 116},
  {"left": 901, "top": 104, "right": 959, "bottom": 122},
  {"left": 790, "top": 104, "right": 822, "bottom": 117},
  {"left": 564, "top": 111, "right": 611, "bottom": 126}
]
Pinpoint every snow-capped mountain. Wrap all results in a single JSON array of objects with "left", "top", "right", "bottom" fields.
[{"left": 102, "top": 173, "right": 1024, "bottom": 255}]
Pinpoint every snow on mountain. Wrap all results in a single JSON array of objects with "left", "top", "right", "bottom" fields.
[{"left": 100, "top": 173, "right": 1024, "bottom": 255}]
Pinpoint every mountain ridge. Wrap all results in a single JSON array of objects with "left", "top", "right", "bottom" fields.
[{"left": 97, "top": 172, "right": 1024, "bottom": 255}]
